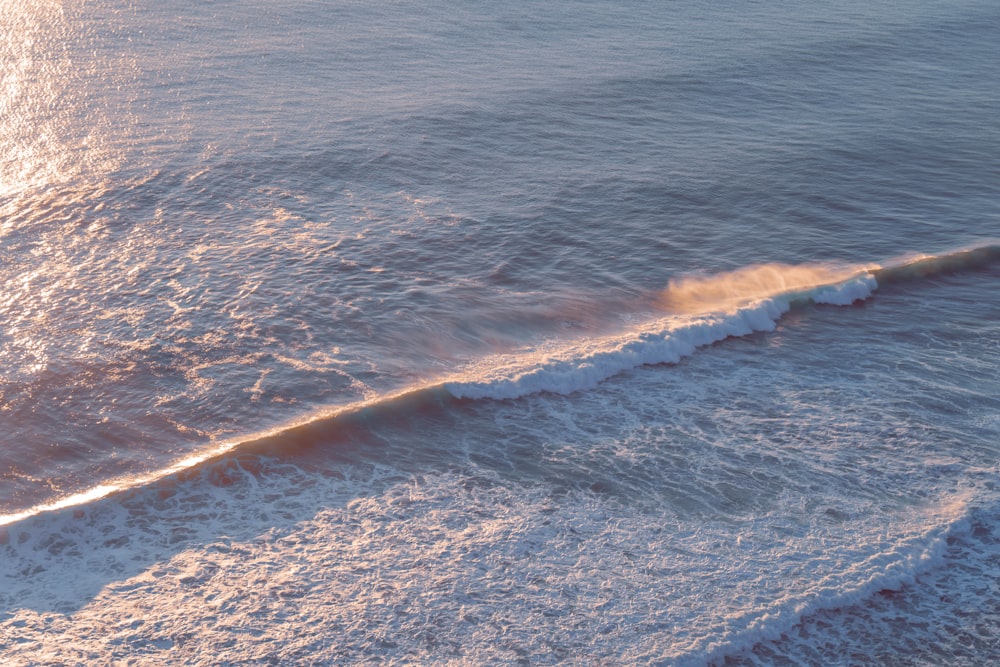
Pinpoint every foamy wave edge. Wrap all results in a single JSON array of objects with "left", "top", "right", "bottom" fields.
[{"left": 673, "top": 496, "right": 977, "bottom": 667}]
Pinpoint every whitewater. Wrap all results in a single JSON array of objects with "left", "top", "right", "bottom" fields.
[{"left": 1, "top": 0, "right": 999, "bottom": 665}]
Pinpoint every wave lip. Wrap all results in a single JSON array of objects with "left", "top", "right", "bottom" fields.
[
  {"left": 658, "top": 261, "right": 872, "bottom": 314},
  {"left": 445, "top": 267, "right": 876, "bottom": 401}
]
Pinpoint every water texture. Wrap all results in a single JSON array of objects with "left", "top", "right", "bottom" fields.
[{"left": 1, "top": 0, "right": 998, "bottom": 664}]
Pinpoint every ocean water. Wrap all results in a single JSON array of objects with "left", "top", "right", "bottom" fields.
[{"left": 1, "top": 0, "right": 998, "bottom": 664}]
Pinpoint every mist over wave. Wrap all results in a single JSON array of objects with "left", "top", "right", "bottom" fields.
[
  {"left": 447, "top": 244, "right": 997, "bottom": 401},
  {"left": 658, "top": 262, "right": 869, "bottom": 314}
]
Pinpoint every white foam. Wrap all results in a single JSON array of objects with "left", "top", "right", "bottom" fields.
[
  {"left": 716, "top": 496, "right": 1000, "bottom": 666},
  {"left": 672, "top": 497, "right": 972, "bottom": 667},
  {"left": 0, "top": 467, "right": 981, "bottom": 666}
]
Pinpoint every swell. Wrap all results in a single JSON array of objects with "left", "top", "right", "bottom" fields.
[{"left": 1, "top": 243, "right": 995, "bottom": 527}]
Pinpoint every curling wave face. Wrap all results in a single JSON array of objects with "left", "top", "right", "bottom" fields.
[{"left": 448, "top": 242, "right": 1000, "bottom": 402}]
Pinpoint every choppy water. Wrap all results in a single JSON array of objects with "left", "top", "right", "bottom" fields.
[{"left": 1, "top": 0, "right": 998, "bottom": 664}]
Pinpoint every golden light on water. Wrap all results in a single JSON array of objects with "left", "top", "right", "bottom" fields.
[
  {"left": 0, "top": 0, "right": 134, "bottom": 381},
  {"left": 0, "top": 0, "right": 122, "bottom": 214},
  {"left": 659, "top": 262, "right": 867, "bottom": 314},
  {"left": 1, "top": 0, "right": 73, "bottom": 200}
]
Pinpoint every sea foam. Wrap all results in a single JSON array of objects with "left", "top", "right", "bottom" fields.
[{"left": 0, "top": 464, "right": 984, "bottom": 666}]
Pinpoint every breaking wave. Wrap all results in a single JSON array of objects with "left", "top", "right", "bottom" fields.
[
  {"left": 445, "top": 267, "right": 875, "bottom": 400},
  {"left": 1, "top": 243, "right": 995, "bottom": 526}
]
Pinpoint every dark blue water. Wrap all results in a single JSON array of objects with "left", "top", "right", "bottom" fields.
[{"left": 1, "top": 1, "right": 997, "bottom": 664}]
